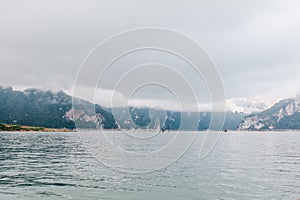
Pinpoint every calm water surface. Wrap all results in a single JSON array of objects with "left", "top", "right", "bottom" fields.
[{"left": 0, "top": 131, "right": 299, "bottom": 200}]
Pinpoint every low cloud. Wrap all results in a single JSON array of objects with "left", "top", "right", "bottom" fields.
[{"left": 0, "top": 0, "right": 299, "bottom": 105}]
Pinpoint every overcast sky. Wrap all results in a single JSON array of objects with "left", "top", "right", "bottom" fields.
[{"left": 0, "top": 0, "right": 299, "bottom": 111}]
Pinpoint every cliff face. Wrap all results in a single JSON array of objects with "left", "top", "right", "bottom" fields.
[
  {"left": 239, "top": 99, "right": 300, "bottom": 130},
  {"left": 112, "top": 107, "right": 245, "bottom": 131},
  {"left": 0, "top": 87, "right": 118, "bottom": 129},
  {"left": 0, "top": 87, "right": 246, "bottom": 130},
  {"left": 2, "top": 86, "right": 299, "bottom": 131}
]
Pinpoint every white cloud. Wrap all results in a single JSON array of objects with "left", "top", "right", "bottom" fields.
[
  {"left": 227, "top": 97, "right": 276, "bottom": 114},
  {"left": 0, "top": 0, "right": 299, "bottom": 108}
]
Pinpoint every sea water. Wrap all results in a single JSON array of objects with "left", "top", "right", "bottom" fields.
[{"left": 0, "top": 131, "right": 299, "bottom": 200}]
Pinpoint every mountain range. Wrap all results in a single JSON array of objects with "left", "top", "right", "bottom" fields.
[
  {"left": 0, "top": 87, "right": 117, "bottom": 129},
  {"left": 239, "top": 98, "right": 300, "bottom": 130},
  {"left": 0, "top": 86, "right": 299, "bottom": 131}
]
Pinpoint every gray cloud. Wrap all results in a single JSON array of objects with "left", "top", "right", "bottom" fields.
[{"left": 0, "top": 0, "right": 299, "bottom": 109}]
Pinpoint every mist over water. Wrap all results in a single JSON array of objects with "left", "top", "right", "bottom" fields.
[{"left": 0, "top": 131, "right": 299, "bottom": 200}]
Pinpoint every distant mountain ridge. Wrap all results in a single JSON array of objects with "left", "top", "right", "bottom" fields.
[
  {"left": 0, "top": 87, "right": 118, "bottom": 129},
  {"left": 0, "top": 87, "right": 246, "bottom": 131},
  {"left": 227, "top": 98, "right": 272, "bottom": 114},
  {"left": 112, "top": 107, "right": 246, "bottom": 131},
  {"left": 239, "top": 98, "right": 300, "bottom": 130},
  {"left": 0, "top": 86, "right": 299, "bottom": 131}
]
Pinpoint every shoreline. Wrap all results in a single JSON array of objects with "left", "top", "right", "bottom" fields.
[
  {"left": 0, "top": 124, "right": 74, "bottom": 132},
  {"left": 0, "top": 124, "right": 299, "bottom": 133}
]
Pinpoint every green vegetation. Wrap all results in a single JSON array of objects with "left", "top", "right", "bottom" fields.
[
  {"left": 0, "top": 87, "right": 118, "bottom": 130},
  {"left": 0, "top": 124, "right": 21, "bottom": 131},
  {"left": 0, "top": 123, "right": 72, "bottom": 132}
]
